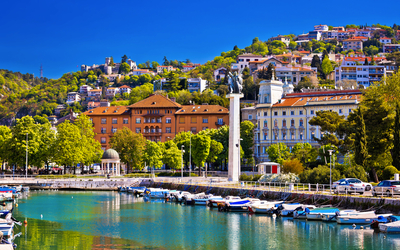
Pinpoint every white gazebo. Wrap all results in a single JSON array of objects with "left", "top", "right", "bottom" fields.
[{"left": 101, "top": 149, "right": 121, "bottom": 176}]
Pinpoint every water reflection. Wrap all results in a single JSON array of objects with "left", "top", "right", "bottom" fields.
[{"left": 11, "top": 191, "right": 400, "bottom": 250}]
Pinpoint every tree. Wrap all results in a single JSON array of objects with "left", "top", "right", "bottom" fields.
[
  {"left": 311, "top": 55, "right": 322, "bottom": 76},
  {"left": 109, "top": 127, "right": 146, "bottom": 172},
  {"left": 393, "top": 104, "right": 400, "bottom": 169},
  {"left": 8, "top": 116, "right": 41, "bottom": 171},
  {"left": 34, "top": 120, "right": 56, "bottom": 171},
  {"left": 0, "top": 126, "right": 11, "bottom": 168},
  {"left": 75, "top": 115, "right": 102, "bottom": 174},
  {"left": 321, "top": 56, "right": 333, "bottom": 79},
  {"left": 163, "top": 56, "right": 169, "bottom": 66},
  {"left": 291, "top": 142, "right": 317, "bottom": 166},
  {"left": 386, "top": 52, "right": 400, "bottom": 70},
  {"left": 354, "top": 108, "right": 369, "bottom": 169},
  {"left": 267, "top": 143, "right": 291, "bottom": 165},
  {"left": 289, "top": 41, "right": 297, "bottom": 50},
  {"left": 119, "top": 62, "right": 130, "bottom": 74},
  {"left": 206, "top": 140, "right": 223, "bottom": 170},
  {"left": 151, "top": 61, "right": 160, "bottom": 69},
  {"left": 109, "top": 57, "right": 115, "bottom": 67},
  {"left": 121, "top": 55, "right": 128, "bottom": 63},
  {"left": 282, "top": 158, "right": 304, "bottom": 175},
  {"left": 55, "top": 120, "right": 82, "bottom": 174},
  {"left": 143, "top": 140, "right": 163, "bottom": 169},
  {"left": 240, "top": 121, "right": 254, "bottom": 165},
  {"left": 192, "top": 134, "right": 211, "bottom": 175},
  {"left": 160, "top": 140, "right": 182, "bottom": 170}
]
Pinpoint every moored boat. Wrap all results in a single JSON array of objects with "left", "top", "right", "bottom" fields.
[{"left": 336, "top": 212, "right": 392, "bottom": 224}]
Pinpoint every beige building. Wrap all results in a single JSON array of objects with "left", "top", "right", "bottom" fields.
[
  {"left": 254, "top": 76, "right": 361, "bottom": 163},
  {"left": 343, "top": 38, "right": 363, "bottom": 51}
]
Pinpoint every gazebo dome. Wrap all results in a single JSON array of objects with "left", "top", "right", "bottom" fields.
[{"left": 102, "top": 149, "right": 120, "bottom": 160}]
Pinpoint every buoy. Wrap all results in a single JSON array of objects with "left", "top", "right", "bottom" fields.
[
  {"left": 24, "top": 220, "right": 27, "bottom": 225},
  {"left": 15, "top": 204, "right": 18, "bottom": 207}
]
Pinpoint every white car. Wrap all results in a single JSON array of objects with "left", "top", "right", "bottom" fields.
[{"left": 333, "top": 178, "right": 372, "bottom": 194}]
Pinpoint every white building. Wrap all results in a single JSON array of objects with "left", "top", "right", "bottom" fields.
[
  {"left": 106, "top": 87, "right": 120, "bottom": 97},
  {"left": 314, "top": 24, "right": 329, "bottom": 31},
  {"left": 79, "top": 85, "right": 92, "bottom": 94},
  {"left": 231, "top": 53, "right": 264, "bottom": 71},
  {"left": 334, "top": 55, "right": 386, "bottom": 87},
  {"left": 66, "top": 92, "right": 81, "bottom": 104},
  {"left": 119, "top": 85, "right": 132, "bottom": 95},
  {"left": 380, "top": 37, "right": 392, "bottom": 45},
  {"left": 214, "top": 67, "right": 227, "bottom": 82},
  {"left": 88, "top": 89, "right": 102, "bottom": 98},
  {"left": 187, "top": 78, "right": 207, "bottom": 93}
]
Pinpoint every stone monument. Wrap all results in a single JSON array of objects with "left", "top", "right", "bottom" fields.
[{"left": 226, "top": 72, "right": 244, "bottom": 182}]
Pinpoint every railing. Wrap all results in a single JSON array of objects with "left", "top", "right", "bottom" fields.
[{"left": 215, "top": 122, "right": 225, "bottom": 126}]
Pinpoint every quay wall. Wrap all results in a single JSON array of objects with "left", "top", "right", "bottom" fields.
[{"left": 147, "top": 181, "right": 400, "bottom": 214}]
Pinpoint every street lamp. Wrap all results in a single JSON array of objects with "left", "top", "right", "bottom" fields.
[
  {"left": 25, "top": 133, "right": 28, "bottom": 179},
  {"left": 181, "top": 145, "right": 185, "bottom": 179},
  {"left": 328, "top": 149, "right": 334, "bottom": 194},
  {"left": 237, "top": 138, "right": 243, "bottom": 181}
]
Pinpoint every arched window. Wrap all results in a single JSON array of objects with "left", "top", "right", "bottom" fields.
[
  {"left": 264, "top": 120, "right": 268, "bottom": 127},
  {"left": 282, "top": 119, "right": 286, "bottom": 127},
  {"left": 274, "top": 120, "right": 278, "bottom": 127},
  {"left": 299, "top": 119, "right": 304, "bottom": 126},
  {"left": 291, "top": 119, "right": 295, "bottom": 126}
]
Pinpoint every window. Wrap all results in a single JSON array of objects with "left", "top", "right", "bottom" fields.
[
  {"left": 282, "top": 111, "right": 286, "bottom": 116},
  {"left": 166, "top": 118, "right": 172, "bottom": 124},
  {"left": 202, "top": 117, "right": 209, "bottom": 123},
  {"left": 136, "top": 128, "right": 141, "bottom": 133},
  {"left": 274, "top": 111, "right": 278, "bottom": 116},
  {"left": 300, "top": 133, "right": 303, "bottom": 140},
  {"left": 248, "top": 115, "right": 253, "bottom": 120},
  {"left": 123, "top": 118, "right": 129, "bottom": 124},
  {"left": 291, "top": 111, "right": 294, "bottom": 116},
  {"left": 282, "top": 131, "right": 286, "bottom": 140},
  {"left": 310, "top": 110, "right": 314, "bottom": 115},
  {"left": 101, "top": 137, "right": 106, "bottom": 144},
  {"left": 112, "top": 118, "right": 117, "bottom": 124},
  {"left": 264, "top": 133, "right": 267, "bottom": 140},
  {"left": 112, "top": 128, "right": 117, "bottom": 133},
  {"left": 217, "top": 118, "right": 223, "bottom": 125},
  {"left": 299, "top": 110, "right": 303, "bottom": 115},
  {"left": 264, "top": 121, "right": 267, "bottom": 127},
  {"left": 349, "top": 109, "right": 352, "bottom": 113},
  {"left": 291, "top": 132, "right": 295, "bottom": 140},
  {"left": 101, "top": 118, "right": 107, "bottom": 124},
  {"left": 179, "top": 117, "right": 185, "bottom": 123},
  {"left": 264, "top": 112, "right": 268, "bottom": 116},
  {"left": 202, "top": 127, "right": 208, "bottom": 130},
  {"left": 191, "top": 117, "right": 197, "bottom": 123},
  {"left": 166, "top": 127, "right": 171, "bottom": 133},
  {"left": 299, "top": 119, "right": 304, "bottom": 126},
  {"left": 191, "top": 127, "right": 197, "bottom": 133},
  {"left": 282, "top": 120, "right": 286, "bottom": 127},
  {"left": 339, "top": 109, "right": 343, "bottom": 114},
  {"left": 136, "top": 118, "right": 141, "bottom": 124},
  {"left": 101, "top": 128, "right": 106, "bottom": 134},
  {"left": 291, "top": 120, "right": 295, "bottom": 126}
]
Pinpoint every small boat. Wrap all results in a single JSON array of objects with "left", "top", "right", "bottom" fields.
[
  {"left": 371, "top": 215, "right": 400, "bottom": 229},
  {"left": 144, "top": 188, "right": 173, "bottom": 199},
  {"left": 278, "top": 204, "right": 316, "bottom": 217},
  {"left": 305, "top": 207, "right": 340, "bottom": 221},
  {"left": 379, "top": 220, "right": 400, "bottom": 233},
  {"left": 127, "top": 187, "right": 147, "bottom": 196},
  {"left": 208, "top": 196, "right": 241, "bottom": 208},
  {"left": 248, "top": 201, "right": 283, "bottom": 214},
  {"left": 321, "top": 210, "right": 370, "bottom": 222},
  {"left": 172, "top": 191, "right": 191, "bottom": 202},
  {"left": 337, "top": 212, "right": 393, "bottom": 224},
  {"left": 194, "top": 195, "right": 221, "bottom": 206},
  {"left": 225, "top": 198, "right": 260, "bottom": 212}
]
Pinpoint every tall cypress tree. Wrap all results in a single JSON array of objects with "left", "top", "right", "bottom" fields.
[
  {"left": 354, "top": 108, "right": 369, "bottom": 168},
  {"left": 393, "top": 104, "right": 400, "bottom": 169}
]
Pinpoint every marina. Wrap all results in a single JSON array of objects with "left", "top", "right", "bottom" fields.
[{"left": 5, "top": 187, "right": 400, "bottom": 249}]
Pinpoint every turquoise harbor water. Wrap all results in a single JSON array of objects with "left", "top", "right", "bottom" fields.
[{"left": 11, "top": 191, "right": 400, "bottom": 249}]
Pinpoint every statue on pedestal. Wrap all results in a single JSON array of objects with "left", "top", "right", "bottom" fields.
[{"left": 228, "top": 72, "right": 243, "bottom": 94}]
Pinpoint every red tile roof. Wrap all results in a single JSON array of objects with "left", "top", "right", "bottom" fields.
[
  {"left": 273, "top": 93, "right": 361, "bottom": 107},
  {"left": 119, "top": 85, "right": 131, "bottom": 89},
  {"left": 127, "top": 94, "right": 182, "bottom": 109},
  {"left": 177, "top": 105, "right": 229, "bottom": 114},
  {"left": 84, "top": 106, "right": 130, "bottom": 115}
]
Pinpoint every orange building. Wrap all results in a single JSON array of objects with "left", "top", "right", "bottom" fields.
[
  {"left": 85, "top": 106, "right": 131, "bottom": 150},
  {"left": 84, "top": 94, "right": 230, "bottom": 149}
]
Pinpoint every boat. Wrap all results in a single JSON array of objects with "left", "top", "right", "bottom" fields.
[
  {"left": 208, "top": 196, "right": 241, "bottom": 208},
  {"left": 127, "top": 187, "right": 147, "bottom": 196},
  {"left": 371, "top": 215, "right": 400, "bottom": 229},
  {"left": 248, "top": 201, "right": 283, "bottom": 214},
  {"left": 336, "top": 212, "right": 393, "bottom": 224},
  {"left": 225, "top": 198, "right": 260, "bottom": 212},
  {"left": 193, "top": 195, "right": 221, "bottom": 206},
  {"left": 305, "top": 207, "right": 340, "bottom": 221},
  {"left": 171, "top": 191, "right": 192, "bottom": 202},
  {"left": 321, "top": 210, "right": 371, "bottom": 222},
  {"left": 277, "top": 204, "right": 317, "bottom": 217},
  {"left": 144, "top": 188, "right": 174, "bottom": 199},
  {"left": 379, "top": 220, "right": 400, "bottom": 233}
]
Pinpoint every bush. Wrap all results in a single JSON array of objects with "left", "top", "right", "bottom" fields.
[
  {"left": 382, "top": 166, "right": 399, "bottom": 180},
  {"left": 239, "top": 173, "right": 253, "bottom": 181},
  {"left": 282, "top": 158, "right": 304, "bottom": 175},
  {"left": 299, "top": 165, "right": 342, "bottom": 184},
  {"left": 343, "top": 164, "right": 368, "bottom": 182},
  {"left": 252, "top": 174, "right": 263, "bottom": 182},
  {"left": 124, "top": 173, "right": 157, "bottom": 178},
  {"left": 35, "top": 174, "right": 77, "bottom": 179},
  {"left": 157, "top": 172, "right": 198, "bottom": 177},
  {"left": 258, "top": 173, "right": 299, "bottom": 183}
]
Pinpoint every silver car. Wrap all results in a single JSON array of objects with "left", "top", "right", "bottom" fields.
[
  {"left": 334, "top": 178, "right": 372, "bottom": 194},
  {"left": 372, "top": 180, "right": 400, "bottom": 197}
]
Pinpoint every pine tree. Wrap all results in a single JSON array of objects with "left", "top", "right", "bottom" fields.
[
  {"left": 393, "top": 104, "right": 400, "bottom": 169},
  {"left": 354, "top": 108, "right": 369, "bottom": 168},
  {"left": 370, "top": 55, "right": 375, "bottom": 65},
  {"left": 364, "top": 58, "right": 369, "bottom": 65},
  {"left": 266, "top": 63, "right": 275, "bottom": 80},
  {"left": 311, "top": 55, "right": 322, "bottom": 76}
]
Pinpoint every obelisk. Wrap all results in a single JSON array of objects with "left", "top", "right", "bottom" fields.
[{"left": 227, "top": 92, "right": 243, "bottom": 181}]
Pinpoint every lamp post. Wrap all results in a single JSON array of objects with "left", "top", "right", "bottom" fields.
[
  {"left": 25, "top": 133, "right": 28, "bottom": 179},
  {"left": 181, "top": 145, "right": 185, "bottom": 179},
  {"left": 328, "top": 149, "right": 334, "bottom": 194},
  {"left": 189, "top": 131, "right": 192, "bottom": 177},
  {"left": 237, "top": 138, "right": 243, "bottom": 181}
]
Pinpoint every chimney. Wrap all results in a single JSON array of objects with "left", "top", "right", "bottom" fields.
[{"left": 170, "top": 97, "right": 176, "bottom": 103}]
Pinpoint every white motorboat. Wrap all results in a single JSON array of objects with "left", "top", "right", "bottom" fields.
[
  {"left": 208, "top": 196, "right": 241, "bottom": 207},
  {"left": 195, "top": 195, "right": 222, "bottom": 206},
  {"left": 379, "top": 220, "right": 400, "bottom": 233},
  {"left": 248, "top": 201, "right": 282, "bottom": 214},
  {"left": 337, "top": 212, "right": 393, "bottom": 224},
  {"left": 321, "top": 210, "right": 371, "bottom": 222}
]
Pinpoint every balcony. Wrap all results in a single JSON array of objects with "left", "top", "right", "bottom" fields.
[
  {"left": 143, "top": 129, "right": 162, "bottom": 135},
  {"left": 215, "top": 121, "right": 225, "bottom": 126}
]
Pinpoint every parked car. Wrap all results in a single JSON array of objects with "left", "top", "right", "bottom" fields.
[
  {"left": 372, "top": 180, "right": 400, "bottom": 197},
  {"left": 333, "top": 178, "right": 372, "bottom": 194}
]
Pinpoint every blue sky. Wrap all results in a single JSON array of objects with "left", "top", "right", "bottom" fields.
[{"left": 1, "top": 0, "right": 399, "bottom": 79}]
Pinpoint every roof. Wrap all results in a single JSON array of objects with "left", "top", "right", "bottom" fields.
[
  {"left": 352, "top": 36, "right": 367, "bottom": 39},
  {"left": 344, "top": 56, "right": 385, "bottom": 62},
  {"left": 343, "top": 38, "right": 362, "bottom": 42},
  {"left": 84, "top": 106, "right": 130, "bottom": 116},
  {"left": 176, "top": 105, "right": 229, "bottom": 115},
  {"left": 88, "top": 102, "right": 100, "bottom": 107},
  {"left": 102, "top": 149, "right": 120, "bottom": 160},
  {"left": 380, "top": 37, "right": 391, "bottom": 40},
  {"left": 273, "top": 91, "right": 361, "bottom": 108},
  {"left": 89, "top": 89, "right": 102, "bottom": 92},
  {"left": 238, "top": 54, "right": 263, "bottom": 57},
  {"left": 119, "top": 85, "right": 131, "bottom": 89},
  {"left": 127, "top": 94, "right": 182, "bottom": 109}
]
